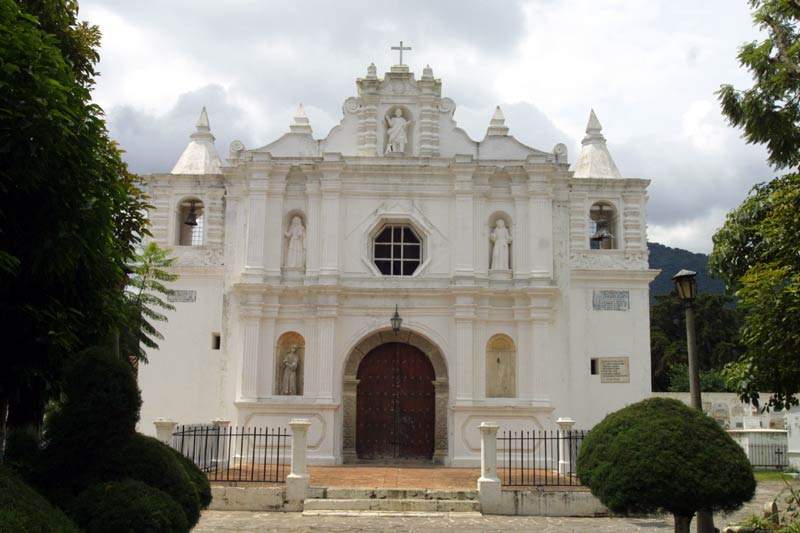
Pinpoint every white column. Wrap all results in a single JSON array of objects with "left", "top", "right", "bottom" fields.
[
  {"left": 514, "top": 295, "right": 532, "bottom": 400},
  {"left": 454, "top": 293, "right": 475, "bottom": 402},
  {"left": 264, "top": 168, "right": 287, "bottom": 280},
  {"left": 511, "top": 183, "right": 529, "bottom": 278},
  {"left": 243, "top": 180, "right": 267, "bottom": 280},
  {"left": 258, "top": 296, "right": 279, "bottom": 397},
  {"left": 305, "top": 180, "right": 321, "bottom": 278},
  {"left": 529, "top": 294, "right": 553, "bottom": 400},
  {"left": 316, "top": 295, "right": 338, "bottom": 402},
  {"left": 319, "top": 154, "right": 344, "bottom": 284},
  {"left": 452, "top": 162, "right": 476, "bottom": 278},
  {"left": 529, "top": 175, "right": 553, "bottom": 278},
  {"left": 286, "top": 418, "right": 311, "bottom": 506},
  {"left": 239, "top": 292, "right": 263, "bottom": 400},
  {"left": 154, "top": 418, "right": 177, "bottom": 446},
  {"left": 478, "top": 421, "right": 501, "bottom": 513},
  {"left": 557, "top": 417, "right": 576, "bottom": 475}
]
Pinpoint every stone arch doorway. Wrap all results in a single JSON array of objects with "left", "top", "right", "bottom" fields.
[
  {"left": 357, "top": 343, "right": 434, "bottom": 460},
  {"left": 342, "top": 329, "right": 448, "bottom": 464}
]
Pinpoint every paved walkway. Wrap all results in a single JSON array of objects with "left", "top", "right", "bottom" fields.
[{"left": 197, "top": 481, "right": 792, "bottom": 532}]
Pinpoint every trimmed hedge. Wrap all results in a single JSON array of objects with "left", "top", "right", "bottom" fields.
[
  {"left": 169, "top": 447, "right": 212, "bottom": 509},
  {"left": 0, "top": 465, "right": 79, "bottom": 533},
  {"left": 113, "top": 434, "right": 201, "bottom": 528},
  {"left": 577, "top": 397, "right": 756, "bottom": 520},
  {"left": 69, "top": 479, "right": 188, "bottom": 533}
]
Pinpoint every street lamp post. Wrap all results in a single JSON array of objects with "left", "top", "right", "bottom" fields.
[
  {"left": 673, "top": 269, "right": 713, "bottom": 533},
  {"left": 672, "top": 269, "right": 701, "bottom": 410}
]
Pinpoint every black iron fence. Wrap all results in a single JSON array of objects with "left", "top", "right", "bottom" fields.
[
  {"left": 172, "top": 425, "right": 290, "bottom": 483},
  {"left": 498, "top": 429, "right": 587, "bottom": 487}
]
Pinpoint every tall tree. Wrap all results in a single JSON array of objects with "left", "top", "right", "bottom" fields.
[
  {"left": 711, "top": 0, "right": 800, "bottom": 410},
  {"left": 0, "top": 0, "right": 148, "bottom": 449}
]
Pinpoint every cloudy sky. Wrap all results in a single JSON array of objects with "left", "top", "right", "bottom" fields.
[{"left": 82, "top": 0, "right": 775, "bottom": 253}]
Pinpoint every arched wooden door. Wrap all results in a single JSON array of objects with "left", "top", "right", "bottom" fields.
[{"left": 356, "top": 342, "right": 435, "bottom": 461}]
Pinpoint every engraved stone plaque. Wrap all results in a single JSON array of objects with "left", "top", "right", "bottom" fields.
[
  {"left": 168, "top": 290, "right": 196, "bottom": 303},
  {"left": 592, "top": 290, "right": 630, "bottom": 311},
  {"left": 599, "top": 357, "right": 630, "bottom": 383}
]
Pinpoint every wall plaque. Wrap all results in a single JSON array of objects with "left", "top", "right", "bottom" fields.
[
  {"left": 168, "top": 290, "right": 196, "bottom": 303},
  {"left": 592, "top": 290, "right": 629, "bottom": 311},
  {"left": 599, "top": 357, "right": 630, "bottom": 383}
]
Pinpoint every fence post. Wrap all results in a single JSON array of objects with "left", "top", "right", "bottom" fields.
[
  {"left": 212, "top": 419, "right": 230, "bottom": 469},
  {"left": 154, "top": 418, "right": 177, "bottom": 446},
  {"left": 478, "top": 422, "right": 501, "bottom": 514},
  {"left": 557, "top": 417, "right": 576, "bottom": 475},
  {"left": 286, "top": 418, "right": 311, "bottom": 510}
]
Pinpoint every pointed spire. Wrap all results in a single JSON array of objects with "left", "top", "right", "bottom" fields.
[
  {"left": 289, "top": 103, "right": 313, "bottom": 135},
  {"left": 573, "top": 109, "right": 621, "bottom": 179},
  {"left": 171, "top": 107, "right": 222, "bottom": 174},
  {"left": 486, "top": 105, "right": 509, "bottom": 136}
]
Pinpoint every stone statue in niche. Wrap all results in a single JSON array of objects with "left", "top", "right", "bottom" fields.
[
  {"left": 486, "top": 335, "right": 516, "bottom": 398},
  {"left": 280, "top": 345, "right": 301, "bottom": 395},
  {"left": 490, "top": 219, "right": 512, "bottom": 270},
  {"left": 385, "top": 108, "right": 413, "bottom": 154},
  {"left": 284, "top": 216, "right": 306, "bottom": 269}
]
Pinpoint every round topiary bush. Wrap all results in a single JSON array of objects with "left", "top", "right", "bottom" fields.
[
  {"left": 0, "top": 465, "right": 80, "bottom": 533},
  {"left": 111, "top": 434, "right": 201, "bottom": 528},
  {"left": 68, "top": 479, "right": 188, "bottom": 533},
  {"left": 577, "top": 397, "right": 756, "bottom": 532},
  {"left": 168, "top": 447, "right": 212, "bottom": 509}
]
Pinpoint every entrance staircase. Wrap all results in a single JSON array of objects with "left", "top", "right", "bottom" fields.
[{"left": 302, "top": 487, "right": 481, "bottom": 516}]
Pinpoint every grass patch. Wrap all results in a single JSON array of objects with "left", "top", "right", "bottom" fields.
[{"left": 755, "top": 470, "right": 798, "bottom": 482}]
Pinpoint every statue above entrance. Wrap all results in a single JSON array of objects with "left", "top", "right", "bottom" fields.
[{"left": 385, "top": 108, "right": 413, "bottom": 154}]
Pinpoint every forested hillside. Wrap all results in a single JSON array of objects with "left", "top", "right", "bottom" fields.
[{"left": 647, "top": 242, "right": 726, "bottom": 297}]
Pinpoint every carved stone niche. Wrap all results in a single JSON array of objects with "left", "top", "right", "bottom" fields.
[
  {"left": 383, "top": 105, "right": 414, "bottom": 156},
  {"left": 275, "top": 332, "right": 304, "bottom": 396},
  {"left": 486, "top": 334, "right": 516, "bottom": 398}
]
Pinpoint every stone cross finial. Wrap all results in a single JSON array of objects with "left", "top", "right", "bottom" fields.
[{"left": 391, "top": 41, "right": 412, "bottom": 65}]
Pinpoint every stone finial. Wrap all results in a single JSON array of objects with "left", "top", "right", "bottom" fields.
[
  {"left": 486, "top": 106, "right": 509, "bottom": 136},
  {"left": 422, "top": 64, "right": 434, "bottom": 80},
  {"left": 572, "top": 108, "right": 622, "bottom": 179},
  {"left": 171, "top": 107, "right": 222, "bottom": 174},
  {"left": 367, "top": 62, "right": 378, "bottom": 79},
  {"left": 290, "top": 103, "right": 313, "bottom": 135}
]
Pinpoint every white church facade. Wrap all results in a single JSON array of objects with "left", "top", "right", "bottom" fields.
[{"left": 139, "top": 59, "right": 657, "bottom": 466}]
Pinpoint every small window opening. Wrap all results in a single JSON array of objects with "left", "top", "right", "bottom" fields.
[
  {"left": 590, "top": 358, "right": 598, "bottom": 375},
  {"left": 177, "top": 199, "right": 205, "bottom": 246},
  {"left": 212, "top": 333, "right": 221, "bottom": 350},
  {"left": 589, "top": 202, "right": 617, "bottom": 250}
]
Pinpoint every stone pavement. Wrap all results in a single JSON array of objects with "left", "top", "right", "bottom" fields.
[{"left": 195, "top": 480, "right": 791, "bottom": 532}]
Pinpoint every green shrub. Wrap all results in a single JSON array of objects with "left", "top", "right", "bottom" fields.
[
  {"left": 69, "top": 479, "right": 188, "bottom": 533},
  {"left": 112, "top": 434, "right": 201, "bottom": 528},
  {"left": 0, "top": 465, "right": 79, "bottom": 533},
  {"left": 577, "top": 397, "right": 755, "bottom": 533},
  {"left": 3, "top": 428, "right": 41, "bottom": 482},
  {"left": 38, "top": 348, "right": 142, "bottom": 501},
  {"left": 169, "top": 447, "right": 212, "bottom": 508}
]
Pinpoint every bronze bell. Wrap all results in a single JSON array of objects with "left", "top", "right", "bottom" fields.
[{"left": 184, "top": 201, "right": 198, "bottom": 226}]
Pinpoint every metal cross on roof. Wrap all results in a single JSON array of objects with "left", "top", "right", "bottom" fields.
[{"left": 391, "top": 41, "right": 411, "bottom": 65}]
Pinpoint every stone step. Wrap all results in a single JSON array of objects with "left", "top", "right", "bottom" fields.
[
  {"left": 303, "top": 498, "right": 481, "bottom": 513},
  {"left": 302, "top": 510, "right": 484, "bottom": 518},
  {"left": 310, "top": 487, "right": 479, "bottom": 501}
]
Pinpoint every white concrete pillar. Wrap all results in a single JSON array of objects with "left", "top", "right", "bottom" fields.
[
  {"left": 243, "top": 186, "right": 267, "bottom": 279},
  {"left": 239, "top": 292, "right": 264, "bottom": 400},
  {"left": 557, "top": 417, "right": 576, "bottom": 475},
  {"left": 154, "top": 418, "right": 177, "bottom": 446},
  {"left": 452, "top": 162, "right": 476, "bottom": 277},
  {"left": 316, "top": 295, "right": 337, "bottom": 402},
  {"left": 478, "top": 421, "right": 501, "bottom": 513},
  {"left": 286, "top": 418, "right": 311, "bottom": 506},
  {"left": 264, "top": 168, "right": 288, "bottom": 280},
  {"left": 319, "top": 154, "right": 344, "bottom": 283},
  {"left": 454, "top": 294, "right": 475, "bottom": 402},
  {"left": 511, "top": 183, "right": 529, "bottom": 278},
  {"left": 258, "top": 297, "right": 278, "bottom": 397},
  {"left": 305, "top": 180, "right": 321, "bottom": 278},
  {"left": 529, "top": 193, "right": 553, "bottom": 278}
]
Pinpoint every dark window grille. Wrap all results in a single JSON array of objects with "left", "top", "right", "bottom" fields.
[
  {"left": 373, "top": 224, "right": 422, "bottom": 276},
  {"left": 498, "top": 429, "right": 587, "bottom": 487},
  {"left": 171, "top": 425, "right": 290, "bottom": 483}
]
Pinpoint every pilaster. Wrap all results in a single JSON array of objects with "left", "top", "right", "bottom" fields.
[
  {"left": 264, "top": 166, "right": 289, "bottom": 281},
  {"left": 238, "top": 290, "right": 264, "bottom": 400},
  {"left": 243, "top": 175, "right": 268, "bottom": 281},
  {"left": 257, "top": 294, "right": 279, "bottom": 398},
  {"left": 316, "top": 291, "right": 339, "bottom": 402},
  {"left": 511, "top": 180, "right": 529, "bottom": 279},
  {"left": 454, "top": 292, "right": 476, "bottom": 402},
  {"left": 451, "top": 157, "right": 477, "bottom": 281},
  {"left": 528, "top": 173, "right": 553, "bottom": 278},
  {"left": 319, "top": 154, "right": 344, "bottom": 284},
  {"left": 305, "top": 179, "right": 322, "bottom": 279}
]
